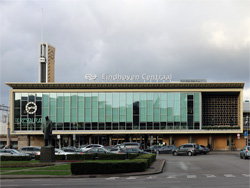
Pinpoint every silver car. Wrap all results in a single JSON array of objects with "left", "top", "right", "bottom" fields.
[
  {"left": 0, "top": 149, "right": 30, "bottom": 156},
  {"left": 172, "top": 143, "right": 199, "bottom": 156},
  {"left": 55, "top": 148, "right": 75, "bottom": 155},
  {"left": 20, "top": 146, "right": 41, "bottom": 158},
  {"left": 240, "top": 146, "right": 250, "bottom": 159}
]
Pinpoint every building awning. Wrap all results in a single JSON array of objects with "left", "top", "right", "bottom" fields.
[{"left": 5, "top": 82, "right": 245, "bottom": 90}]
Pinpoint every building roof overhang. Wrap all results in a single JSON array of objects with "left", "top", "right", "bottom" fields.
[{"left": 5, "top": 82, "right": 245, "bottom": 90}]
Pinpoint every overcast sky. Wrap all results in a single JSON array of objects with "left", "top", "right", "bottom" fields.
[{"left": 0, "top": 0, "right": 249, "bottom": 106}]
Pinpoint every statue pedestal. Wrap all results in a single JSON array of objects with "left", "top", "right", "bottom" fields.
[{"left": 40, "top": 146, "right": 55, "bottom": 163}]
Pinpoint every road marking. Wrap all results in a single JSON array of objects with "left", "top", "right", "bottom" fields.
[
  {"left": 147, "top": 176, "right": 156, "bottom": 179},
  {"left": 242, "top": 174, "right": 250, "bottom": 177},
  {"left": 1, "top": 185, "right": 19, "bottom": 187},
  {"left": 106, "top": 177, "right": 119, "bottom": 180},
  {"left": 127, "top": 176, "right": 136, "bottom": 179},
  {"left": 167, "top": 176, "right": 177, "bottom": 178},
  {"left": 224, "top": 174, "right": 235, "bottom": 178},
  {"left": 205, "top": 174, "right": 216, "bottom": 178},
  {"left": 187, "top": 175, "right": 197, "bottom": 178},
  {"left": 41, "top": 184, "right": 61, "bottom": 186}
]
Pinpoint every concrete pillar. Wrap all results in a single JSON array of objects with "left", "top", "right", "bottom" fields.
[
  {"left": 169, "top": 135, "right": 173, "bottom": 145},
  {"left": 68, "top": 135, "right": 72, "bottom": 146},
  {"left": 144, "top": 134, "right": 148, "bottom": 149},
  {"left": 189, "top": 135, "right": 192, "bottom": 143},
  {"left": 89, "top": 135, "right": 92, "bottom": 144},
  {"left": 129, "top": 135, "right": 132, "bottom": 142},
  {"left": 150, "top": 135, "right": 153, "bottom": 147},
  {"left": 229, "top": 134, "right": 232, "bottom": 151},
  {"left": 109, "top": 135, "right": 112, "bottom": 146},
  {"left": 209, "top": 135, "right": 213, "bottom": 150},
  {"left": 28, "top": 135, "right": 31, "bottom": 146}
]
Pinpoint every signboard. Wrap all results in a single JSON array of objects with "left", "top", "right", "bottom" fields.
[
  {"left": 244, "top": 131, "right": 248, "bottom": 139},
  {"left": 84, "top": 73, "right": 173, "bottom": 82},
  {"left": 237, "top": 133, "right": 240, "bottom": 139}
]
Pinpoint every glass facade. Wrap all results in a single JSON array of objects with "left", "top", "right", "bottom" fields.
[{"left": 13, "top": 92, "right": 201, "bottom": 131}]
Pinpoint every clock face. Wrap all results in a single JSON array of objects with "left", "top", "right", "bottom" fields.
[{"left": 25, "top": 102, "right": 37, "bottom": 114}]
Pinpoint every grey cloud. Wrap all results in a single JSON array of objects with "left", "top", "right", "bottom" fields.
[{"left": 1, "top": 0, "right": 249, "bottom": 105}]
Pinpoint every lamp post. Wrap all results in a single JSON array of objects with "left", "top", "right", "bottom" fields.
[{"left": 246, "top": 116, "right": 249, "bottom": 146}]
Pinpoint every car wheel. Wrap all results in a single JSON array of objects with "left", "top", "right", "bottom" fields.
[
  {"left": 244, "top": 155, "right": 248, "bottom": 159},
  {"left": 240, "top": 155, "right": 243, "bottom": 159},
  {"left": 173, "top": 151, "right": 177, "bottom": 156},
  {"left": 187, "top": 151, "right": 192, "bottom": 156}
]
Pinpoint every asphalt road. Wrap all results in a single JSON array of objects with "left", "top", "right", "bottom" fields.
[{"left": 1, "top": 153, "right": 250, "bottom": 188}]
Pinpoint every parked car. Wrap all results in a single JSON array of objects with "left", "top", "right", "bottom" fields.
[
  {"left": 80, "top": 144, "right": 104, "bottom": 152},
  {"left": 172, "top": 143, "right": 199, "bottom": 156},
  {"left": 0, "top": 149, "right": 30, "bottom": 156},
  {"left": 82, "top": 148, "right": 111, "bottom": 154},
  {"left": 61, "top": 147, "right": 83, "bottom": 154},
  {"left": 117, "top": 148, "right": 150, "bottom": 154},
  {"left": 119, "top": 142, "right": 141, "bottom": 149},
  {"left": 198, "top": 145, "right": 210, "bottom": 154},
  {"left": 20, "top": 146, "right": 41, "bottom": 158},
  {"left": 109, "top": 144, "right": 121, "bottom": 153},
  {"left": 144, "top": 145, "right": 163, "bottom": 153},
  {"left": 159, "top": 145, "right": 177, "bottom": 154},
  {"left": 55, "top": 148, "right": 76, "bottom": 155},
  {"left": 240, "top": 146, "right": 250, "bottom": 159}
]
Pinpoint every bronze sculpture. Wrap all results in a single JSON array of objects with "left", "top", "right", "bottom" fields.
[{"left": 43, "top": 116, "right": 53, "bottom": 147}]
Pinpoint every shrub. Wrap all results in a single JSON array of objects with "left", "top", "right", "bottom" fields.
[
  {"left": 0, "top": 156, "right": 31, "bottom": 161},
  {"left": 135, "top": 154, "right": 156, "bottom": 167},
  {"left": 97, "top": 153, "right": 127, "bottom": 160},
  {"left": 71, "top": 160, "right": 147, "bottom": 175}
]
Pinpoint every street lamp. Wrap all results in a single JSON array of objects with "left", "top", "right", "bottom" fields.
[{"left": 246, "top": 116, "right": 249, "bottom": 146}]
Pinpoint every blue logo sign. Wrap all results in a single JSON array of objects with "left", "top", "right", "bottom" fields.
[{"left": 244, "top": 131, "right": 248, "bottom": 137}]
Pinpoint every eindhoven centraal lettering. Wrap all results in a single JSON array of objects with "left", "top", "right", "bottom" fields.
[
  {"left": 101, "top": 74, "right": 172, "bottom": 82},
  {"left": 15, "top": 118, "right": 42, "bottom": 124}
]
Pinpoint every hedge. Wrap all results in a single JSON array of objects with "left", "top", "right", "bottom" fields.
[
  {"left": 71, "top": 160, "right": 148, "bottom": 175},
  {"left": 135, "top": 154, "right": 156, "bottom": 168},
  {"left": 0, "top": 156, "right": 31, "bottom": 161},
  {"left": 71, "top": 153, "right": 156, "bottom": 175}
]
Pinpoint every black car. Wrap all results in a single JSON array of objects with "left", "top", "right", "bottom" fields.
[
  {"left": 159, "top": 145, "right": 177, "bottom": 154},
  {"left": 117, "top": 148, "right": 150, "bottom": 154},
  {"left": 144, "top": 145, "right": 163, "bottom": 153},
  {"left": 198, "top": 145, "right": 210, "bottom": 154}
]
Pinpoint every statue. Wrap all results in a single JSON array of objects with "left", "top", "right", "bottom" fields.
[{"left": 43, "top": 116, "right": 53, "bottom": 147}]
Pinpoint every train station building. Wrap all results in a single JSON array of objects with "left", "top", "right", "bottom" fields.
[{"left": 6, "top": 81, "right": 246, "bottom": 150}]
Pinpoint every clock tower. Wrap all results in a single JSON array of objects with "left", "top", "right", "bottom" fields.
[{"left": 39, "top": 43, "right": 55, "bottom": 83}]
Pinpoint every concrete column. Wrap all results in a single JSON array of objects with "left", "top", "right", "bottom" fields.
[
  {"left": 144, "top": 134, "right": 148, "bottom": 149},
  {"left": 89, "top": 135, "right": 92, "bottom": 144},
  {"left": 208, "top": 135, "right": 212, "bottom": 150},
  {"left": 109, "top": 135, "right": 112, "bottom": 146},
  {"left": 169, "top": 135, "right": 173, "bottom": 145},
  {"left": 189, "top": 135, "right": 192, "bottom": 143},
  {"left": 129, "top": 135, "right": 132, "bottom": 142},
  {"left": 68, "top": 135, "right": 72, "bottom": 146},
  {"left": 28, "top": 135, "right": 31, "bottom": 146},
  {"left": 229, "top": 134, "right": 232, "bottom": 150}
]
